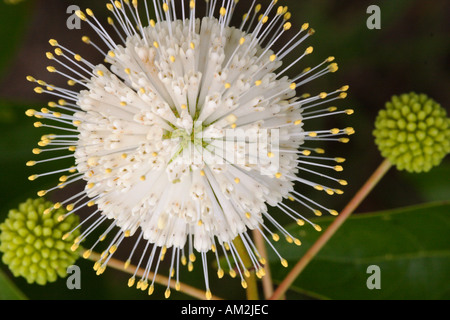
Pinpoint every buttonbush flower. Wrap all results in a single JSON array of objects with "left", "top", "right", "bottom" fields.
[
  {"left": 0, "top": 198, "right": 80, "bottom": 285},
  {"left": 26, "top": 0, "right": 353, "bottom": 299},
  {"left": 374, "top": 93, "right": 449, "bottom": 173}
]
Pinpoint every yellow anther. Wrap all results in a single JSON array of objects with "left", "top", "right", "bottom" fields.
[
  {"left": 255, "top": 4, "right": 261, "bottom": 12},
  {"left": 334, "top": 165, "right": 344, "bottom": 172},
  {"left": 272, "top": 233, "right": 280, "bottom": 242},
  {"left": 217, "top": 269, "right": 224, "bottom": 279},
  {"left": 190, "top": 42, "right": 195, "bottom": 49},
  {"left": 162, "top": 2, "right": 169, "bottom": 12},
  {"left": 28, "top": 175, "right": 38, "bottom": 181},
  {"left": 339, "top": 137, "right": 350, "bottom": 143},
  {"left": 283, "top": 22, "right": 291, "bottom": 31},
  {"left": 345, "top": 109, "right": 355, "bottom": 115},
  {"left": 328, "top": 63, "right": 339, "bottom": 73},
  {"left": 241, "top": 280, "right": 248, "bottom": 289},
  {"left": 46, "top": 52, "right": 54, "bottom": 60},
  {"left": 114, "top": 1, "right": 122, "bottom": 9},
  {"left": 234, "top": 177, "right": 240, "bottom": 184},
  {"left": 305, "top": 46, "right": 314, "bottom": 55},
  {"left": 86, "top": 8, "right": 94, "bottom": 16},
  {"left": 319, "top": 92, "right": 328, "bottom": 99},
  {"left": 345, "top": 127, "right": 356, "bottom": 135},
  {"left": 206, "top": 290, "right": 212, "bottom": 300},
  {"left": 328, "top": 106, "right": 337, "bottom": 112},
  {"left": 83, "top": 250, "right": 92, "bottom": 259},
  {"left": 27, "top": 160, "right": 36, "bottom": 167},
  {"left": 315, "top": 148, "right": 325, "bottom": 154},
  {"left": 302, "top": 150, "right": 311, "bottom": 156},
  {"left": 189, "top": 0, "right": 195, "bottom": 9},
  {"left": 153, "top": 41, "right": 159, "bottom": 48},
  {"left": 281, "top": 259, "right": 288, "bottom": 268},
  {"left": 66, "top": 204, "right": 75, "bottom": 211},
  {"left": 297, "top": 219, "right": 305, "bottom": 226},
  {"left": 239, "top": 37, "right": 246, "bottom": 46},
  {"left": 169, "top": 56, "right": 176, "bottom": 63},
  {"left": 284, "top": 12, "right": 291, "bottom": 20},
  {"left": 339, "top": 92, "right": 348, "bottom": 99},
  {"left": 97, "top": 70, "right": 104, "bottom": 77},
  {"left": 71, "top": 243, "right": 79, "bottom": 252},
  {"left": 329, "top": 210, "right": 339, "bottom": 216},
  {"left": 314, "top": 209, "right": 322, "bottom": 216},
  {"left": 109, "top": 245, "right": 118, "bottom": 254},
  {"left": 26, "top": 75, "right": 36, "bottom": 82},
  {"left": 128, "top": 277, "right": 135, "bottom": 287},
  {"left": 34, "top": 87, "right": 44, "bottom": 94},
  {"left": 107, "top": 17, "right": 114, "bottom": 25},
  {"left": 49, "top": 39, "right": 58, "bottom": 46},
  {"left": 340, "top": 85, "right": 350, "bottom": 92},
  {"left": 290, "top": 83, "right": 297, "bottom": 90},
  {"left": 276, "top": 6, "right": 284, "bottom": 15},
  {"left": 148, "top": 285, "right": 155, "bottom": 296},
  {"left": 301, "top": 22, "right": 310, "bottom": 30},
  {"left": 255, "top": 80, "right": 262, "bottom": 86},
  {"left": 314, "top": 225, "right": 322, "bottom": 232},
  {"left": 331, "top": 128, "right": 341, "bottom": 135},
  {"left": 308, "top": 132, "right": 318, "bottom": 137},
  {"left": 314, "top": 185, "right": 324, "bottom": 191},
  {"left": 327, "top": 56, "right": 335, "bottom": 62},
  {"left": 124, "top": 259, "right": 131, "bottom": 270},
  {"left": 294, "top": 239, "right": 302, "bottom": 246},
  {"left": 149, "top": 19, "right": 156, "bottom": 27},
  {"left": 245, "top": 212, "right": 251, "bottom": 219},
  {"left": 220, "top": 7, "right": 226, "bottom": 16},
  {"left": 275, "top": 172, "right": 282, "bottom": 179},
  {"left": 25, "top": 109, "right": 36, "bottom": 117},
  {"left": 267, "top": 152, "right": 275, "bottom": 158},
  {"left": 165, "top": 288, "right": 171, "bottom": 299},
  {"left": 339, "top": 179, "right": 348, "bottom": 186},
  {"left": 75, "top": 10, "right": 86, "bottom": 21},
  {"left": 270, "top": 54, "right": 277, "bottom": 62},
  {"left": 82, "top": 36, "right": 90, "bottom": 44}
]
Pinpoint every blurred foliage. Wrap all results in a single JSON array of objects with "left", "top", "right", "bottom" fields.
[
  {"left": 269, "top": 202, "right": 450, "bottom": 300},
  {"left": 0, "top": 0, "right": 448, "bottom": 300}
]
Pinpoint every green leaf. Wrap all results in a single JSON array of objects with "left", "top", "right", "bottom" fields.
[
  {"left": 0, "top": 1, "right": 34, "bottom": 78},
  {"left": 269, "top": 202, "right": 450, "bottom": 300},
  {"left": 0, "top": 269, "right": 27, "bottom": 300}
]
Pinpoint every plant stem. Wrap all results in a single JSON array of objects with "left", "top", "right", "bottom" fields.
[
  {"left": 270, "top": 159, "right": 392, "bottom": 300},
  {"left": 233, "top": 236, "right": 260, "bottom": 300},
  {"left": 252, "top": 229, "right": 274, "bottom": 299},
  {"left": 84, "top": 251, "right": 223, "bottom": 300}
]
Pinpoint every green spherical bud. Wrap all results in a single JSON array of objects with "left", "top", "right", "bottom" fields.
[
  {"left": 374, "top": 93, "right": 450, "bottom": 173},
  {"left": 0, "top": 198, "right": 81, "bottom": 285}
]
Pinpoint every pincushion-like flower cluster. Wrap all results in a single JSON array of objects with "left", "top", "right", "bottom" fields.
[{"left": 26, "top": 0, "right": 353, "bottom": 298}]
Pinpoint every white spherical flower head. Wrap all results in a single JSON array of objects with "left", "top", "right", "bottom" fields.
[{"left": 27, "top": 0, "right": 353, "bottom": 299}]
